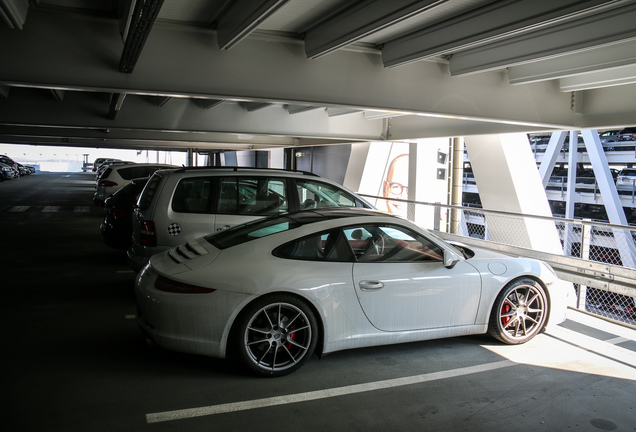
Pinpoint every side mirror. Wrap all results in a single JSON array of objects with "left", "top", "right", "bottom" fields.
[{"left": 444, "top": 249, "right": 460, "bottom": 269}]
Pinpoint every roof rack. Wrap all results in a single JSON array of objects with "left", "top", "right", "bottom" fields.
[{"left": 172, "top": 166, "right": 319, "bottom": 176}]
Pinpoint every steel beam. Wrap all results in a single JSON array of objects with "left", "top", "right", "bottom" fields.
[
  {"left": 0, "top": 0, "right": 29, "bottom": 29},
  {"left": 449, "top": 2, "right": 636, "bottom": 76},
  {"left": 508, "top": 39, "right": 636, "bottom": 85},
  {"left": 304, "top": 0, "right": 448, "bottom": 59},
  {"left": 538, "top": 131, "right": 567, "bottom": 187},
  {"left": 382, "top": 0, "right": 614, "bottom": 68},
  {"left": 217, "top": 0, "right": 289, "bottom": 50},
  {"left": 559, "top": 64, "right": 636, "bottom": 92},
  {"left": 119, "top": 0, "right": 165, "bottom": 73}
]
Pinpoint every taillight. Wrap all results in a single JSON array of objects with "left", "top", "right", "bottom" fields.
[
  {"left": 140, "top": 220, "right": 157, "bottom": 247},
  {"left": 154, "top": 275, "right": 215, "bottom": 294},
  {"left": 111, "top": 208, "right": 130, "bottom": 220},
  {"left": 99, "top": 180, "right": 118, "bottom": 187}
]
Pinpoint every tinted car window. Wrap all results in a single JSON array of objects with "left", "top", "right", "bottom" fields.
[
  {"left": 119, "top": 165, "right": 167, "bottom": 180},
  {"left": 172, "top": 177, "right": 213, "bottom": 213},
  {"left": 296, "top": 179, "right": 359, "bottom": 209},
  {"left": 217, "top": 177, "right": 288, "bottom": 215},
  {"left": 343, "top": 224, "right": 443, "bottom": 263},
  {"left": 137, "top": 174, "right": 163, "bottom": 210},
  {"left": 206, "top": 215, "right": 301, "bottom": 249},
  {"left": 274, "top": 229, "right": 354, "bottom": 262}
]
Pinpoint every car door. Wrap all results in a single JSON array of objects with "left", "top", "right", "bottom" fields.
[{"left": 348, "top": 224, "right": 482, "bottom": 332}]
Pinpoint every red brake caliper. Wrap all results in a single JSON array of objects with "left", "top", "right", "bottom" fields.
[
  {"left": 286, "top": 326, "right": 296, "bottom": 349},
  {"left": 501, "top": 303, "right": 512, "bottom": 326}
]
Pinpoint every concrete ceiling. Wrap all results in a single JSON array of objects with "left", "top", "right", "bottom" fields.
[{"left": 1, "top": 0, "right": 635, "bottom": 152}]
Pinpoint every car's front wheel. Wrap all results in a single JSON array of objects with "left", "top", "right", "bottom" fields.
[
  {"left": 488, "top": 278, "right": 548, "bottom": 344},
  {"left": 233, "top": 294, "right": 318, "bottom": 377}
]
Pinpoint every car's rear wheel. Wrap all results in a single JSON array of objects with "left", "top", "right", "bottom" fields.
[
  {"left": 233, "top": 294, "right": 318, "bottom": 377},
  {"left": 488, "top": 278, "right": 548, "bottom": 344}
]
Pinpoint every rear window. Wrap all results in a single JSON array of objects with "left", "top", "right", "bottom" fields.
[
  {"left": 137, "top": 174, "right": 164, "bottom": 210},
  {"left": 296, "top": 179, "right": 360, "bottom": 209},
  {"left": 205, "top": 215, "right": 301, "bottom": 249},
  {"left": 119, "top": 165, "right": 168, "bottom": 180}
]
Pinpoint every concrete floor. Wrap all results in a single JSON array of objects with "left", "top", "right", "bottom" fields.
[{"left": 2, "top": 172, "right": 635, "bottom": 432}]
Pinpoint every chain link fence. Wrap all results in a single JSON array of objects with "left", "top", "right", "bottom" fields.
[{"left": 369, "top": 196, "right": 636, "bottom": 327}]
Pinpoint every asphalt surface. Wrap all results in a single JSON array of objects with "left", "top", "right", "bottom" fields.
[{"left": 1, "top": 171, "right": 635, "bottom": 432}]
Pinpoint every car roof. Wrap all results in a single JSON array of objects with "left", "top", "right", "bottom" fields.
[{"left": 153, "top": 166, "right": 320, "bottom": 178}]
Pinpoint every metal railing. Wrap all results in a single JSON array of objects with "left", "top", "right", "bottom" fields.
[{"left": 363, "top": 194, "right": 636, "bottom": 328}]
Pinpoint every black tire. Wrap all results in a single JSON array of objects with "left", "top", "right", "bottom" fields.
[
  {"left": 488, "top": 278, "right": 548, "bottom": 345},
  {"left": 232, "top": 294, "right": 318, "bottom": 377}
]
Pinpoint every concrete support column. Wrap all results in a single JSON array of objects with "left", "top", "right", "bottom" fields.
[{"left": 464, "top": 133, "right": 563, "bottom": 254}]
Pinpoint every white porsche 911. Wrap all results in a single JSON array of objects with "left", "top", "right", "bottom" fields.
[{"left": 135, "top": 208, "right": 572, "bottom": 376}]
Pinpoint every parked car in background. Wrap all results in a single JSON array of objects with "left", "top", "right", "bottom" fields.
[
  {"left": 599, "top": 129, "right": 621, "bottom": 145},
  {"left": 135, "top": 207, "right": 573, "bottom": 376},
  {"left": 95, "top": 160, "right": 135, "bottom": 180},
  {"left": 616, "top": 168, "right": 636, "bottom": 189},
  {"left": 0, "top": 162, "right": 16, "bottom": 181},
  {"left": 0, "top": 155, "right": 19, "bottom": 177},
  {"left": 101, "top": 177, "right": 150, "bottom": 250},
  {"left": 94, "top": 163, "right": 178, "bottom": 206},
  {"left": 93, "top": 158, "right": 120, "bottom": 172},
  {"left": 618, "top": 127, "right": 636, "bottom": 141},
  {"left": 128, "top": 167, "right": 374, "bottom": 271}
]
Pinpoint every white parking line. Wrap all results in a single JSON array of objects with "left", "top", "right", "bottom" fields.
[
  {"left": 74, "top": 206, "right": 90, "bottom": 212},
  {"left": 42, "top": 206, "right": 60, "bottom": 212},
  {"left": 9, "top": 206, "right": 29, "bottom": 212},
  {"left": 146, "top": 360, "right": 516, "bottom": 423}
]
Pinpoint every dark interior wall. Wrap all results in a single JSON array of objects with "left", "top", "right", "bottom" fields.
[{"left": 295, "top": 145, "right": 352, "bottom": 184}]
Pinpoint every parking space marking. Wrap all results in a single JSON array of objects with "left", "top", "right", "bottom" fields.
[
  {"left": 146, "top": 359, "right": 516, "bottom": 423},
  {"left": 74, "top": 206, "right": 90, "bottom": 212},
  {"left": 42, "top": 206, "right": 60, "bottom": 212},
  {"left": 9, "top": 206, "right": 29, "bottom": 212}
]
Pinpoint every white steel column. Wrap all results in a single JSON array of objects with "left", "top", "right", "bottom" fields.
[
  {"left": 539, "top": 131, "right": 567, "bottom": 187},
  {"left": 580, "top": 129, "right": 636, "bottom": 268},
  {"left": 464, "top": 133, "right": 563, "bottom": 254}
]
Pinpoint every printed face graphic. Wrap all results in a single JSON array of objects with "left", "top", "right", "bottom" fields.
[{"left": 382, "top": 154, "right": 408, "bottom": 215}]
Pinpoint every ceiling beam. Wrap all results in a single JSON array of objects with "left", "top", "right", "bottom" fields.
[
  {"left": 449, "top": 1, "right": 636, "bottom": 76},
  {"left": 241, "top": 102, "right": 274, "bottom": 112},
  {"left": 107, "top": 92, "right": 126, "bottom": 120},
  {"left": 0, "top": 0, "right": 29, "bottom": 29},
  {"left": 284, "top": 105, "right": 321, "bottom": 115},
  {"left": 119, "top": 0, "right": 165, "bottom": 73},
  {"left": 217, "top": 0, "right": 289, "bottom": 50},
  {"left": 382, "top": 0, "right": 621, "bottom": 68},
  {"left": 192, "top": 98, "right": 225, "bottom": 110},
  {"left": 508, "top": 39, "right": 636, "bottom": 85},
  {"left": 304, "top": 0, "right": 448, "bottom": 59},
  {"left": 559, "top": 64, "right": 636, "bottom": 92}
]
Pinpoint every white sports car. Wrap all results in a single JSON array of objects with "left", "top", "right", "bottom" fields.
[{"left": 135, "top": 208, "right": 572, "bottom": 376}]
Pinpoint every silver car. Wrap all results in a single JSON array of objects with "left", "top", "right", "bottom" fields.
[
  {"left": 135, "top": 208, "right": 572, "bottom": 377},
  {"left": 127, "top": 167, "right": 374, "bottom": 271}
]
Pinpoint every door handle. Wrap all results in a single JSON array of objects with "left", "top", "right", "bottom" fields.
[{"left": 359, "top": 280, "right": 385, "bottom": 291}]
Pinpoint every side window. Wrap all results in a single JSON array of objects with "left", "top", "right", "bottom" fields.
[
  {"left": 172, "top": 177, "right": 213, "bottom": 213},
  {"left": 296, "top": 179, "right": 357, "bottom": 209},
  {"left": 217, "top": 177, "right": 288, "bottom": 215},
  {"left": 343, "top": 224, "right": 444, "bottom": 263},
  {"left": 137, "top": 174, "right": 163, "bottom": 210},
  {"left": 274, "top": 229, "right": 354, "bottom": 262}
]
